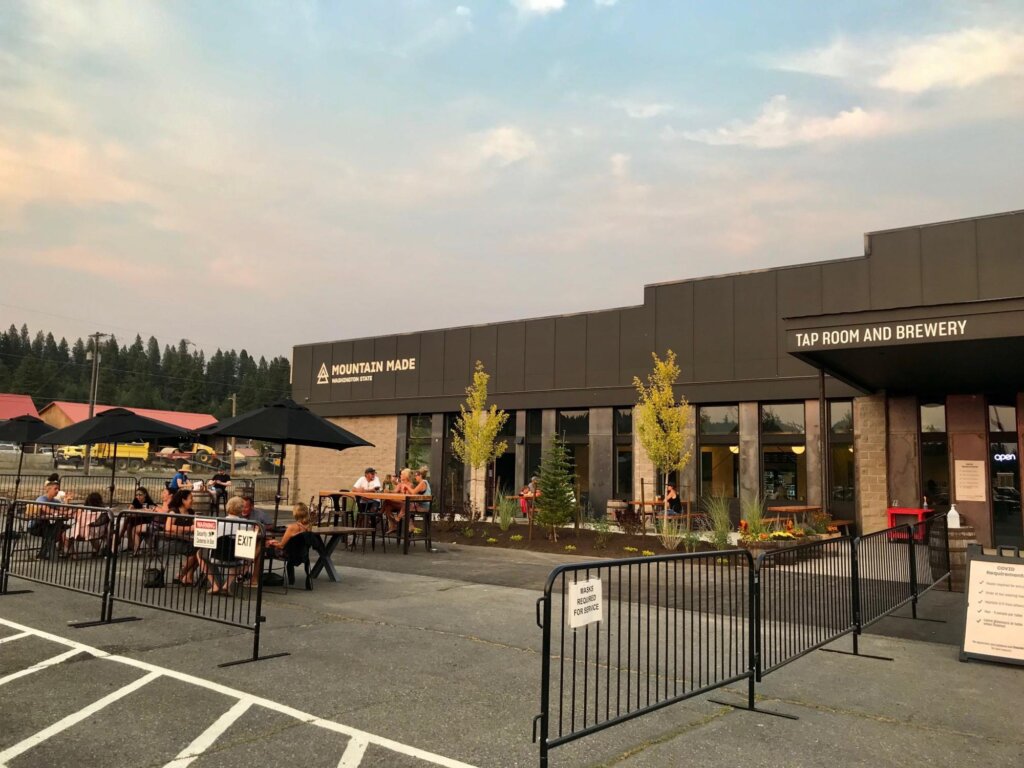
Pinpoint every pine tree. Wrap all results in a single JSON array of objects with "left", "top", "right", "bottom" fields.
[{"left": 534, "top": 435, "right": 577, "bottom": 542}]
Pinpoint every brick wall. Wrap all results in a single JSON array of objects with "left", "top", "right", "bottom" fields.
[
  {"left": 854, "top": 394, "right": 887, "bottom": 533},
  {"left": 285, "top": 415, "right": 399, "bottom": 504}
]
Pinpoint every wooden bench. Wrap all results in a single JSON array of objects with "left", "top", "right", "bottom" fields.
[{"left": 831, "top": 519, "right": 855, "bottom": 536}]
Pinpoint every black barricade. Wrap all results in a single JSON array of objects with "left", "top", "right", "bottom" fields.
[
  {"left": 0, "top": 499, "right": 113, "bottom": 599},
  {"left": 535, "top": 550, "right": 755, "bottom": 767},
  {"left": 0, "top": 474, "right": 138, "bottom": 504},
  {"left": 913, "top": 513, "right": 951, "bottom": 597},
  {"left": 854, "top": 523, "right": 917, "bottom": 628},
  {"left": 104, "top": 510, "right": 283, "bottom": 666},
  {"left": 757, "top": 535, "right": 855, "bottom": 678},
  {"left": 252, "top": 476, "right": 289, "bottom": 504}
]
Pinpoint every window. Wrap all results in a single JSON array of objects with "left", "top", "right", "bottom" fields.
[
  {"left": 526, "top": 409, "right": 543, "bottom": 481},
  {"left": 989, "top": 401, "right": 1022, "bottom": 548},
  {"left": 920, "top": 402, "right": 949, "bottom": 513},
  {"left": 698, "top": 405, "right": 739, "bottom": 500},
  {"left": 557, "top": 409, "right": 589, "bottom": 440},
  {"left": 761, "top": 403, "right": 807, "bottom": 505},
  {"left": 828, "top": 401, "right": 854, "bottom": 514},
  {"left": 761, "top": 403, "right": 805, "bottom": 435},
  {"left": 442, "top": 413, "right": 465, "bottom": 506},
  {"left": 614, "top": 408, "right": 633, "bottom": 499},
  {"left": 406, "top": 415, "right": 432, "bottom": 472}
]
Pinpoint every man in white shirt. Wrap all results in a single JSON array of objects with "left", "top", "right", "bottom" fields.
[{"left": 353, "top": 467, "right": 382, "bottom": 514}]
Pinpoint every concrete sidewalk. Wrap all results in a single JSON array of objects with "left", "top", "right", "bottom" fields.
[{"left": 0, "top": 544, "right": 1021, "bottom": 767}]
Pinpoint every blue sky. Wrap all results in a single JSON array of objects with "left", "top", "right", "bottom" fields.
[{"left": 1, "top": 1, "right": 1021, "bottom": 358}]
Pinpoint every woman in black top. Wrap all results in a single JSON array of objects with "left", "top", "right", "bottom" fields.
[
  {"left": 125, "top": 487, "right": 155, "bottom": 555},
  {"left": 665, "top": 483, "right": 683, "bottom": 514}
]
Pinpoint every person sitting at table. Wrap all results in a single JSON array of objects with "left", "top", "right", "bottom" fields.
[
  {"left": 353, "top": 467, "right": 383, "bottom": 518},
  {"left": 207, "top": 470, "right": 232, "bottom": 512},
  {"left": 124, "top": 487, "right": 155, "bottom": 555},
  {"left": 266, "top": 502, "right": 311, "bottom": 557},
  {"left": 168, "top": 463, "right": 191, "bottom": 493},
  {"left": 665, "top": 483, "right": 683, "bottom": 515},
  {"left": 164, "top": 489, "right": 203, "bottom": 586},
  {"left": 405, "top": 467, "right": 431, "bottom": 531},
  {"left": 62, "top": 491, "right": 109, "bottom": 558},
  {"left": 28, "top": 481, "right": 68, "bottom": 560},
  {"left": 205, "top": 496, "right": 251, "bottom": 595},
  {"left": 383, "top": 468, "right": 414, "bottom": 533}
]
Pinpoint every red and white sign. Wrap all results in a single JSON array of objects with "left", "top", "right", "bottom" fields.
[{"left": 193, "top": 518, "right": 217, "bottom": 549}]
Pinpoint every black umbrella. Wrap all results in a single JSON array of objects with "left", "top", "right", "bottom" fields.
[
  {"left": 0, "top": 415, "right": 54, "bottom": 502},
  {"left": 199, "top": 397, "right": 373, "bottom": 525},
  {"left": 36, "top": 408, "right": 191, "bottom": 506}
]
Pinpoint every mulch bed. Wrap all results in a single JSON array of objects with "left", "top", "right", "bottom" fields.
[{"left": 432, "top": 521, "right": 716, "bottom": 559}]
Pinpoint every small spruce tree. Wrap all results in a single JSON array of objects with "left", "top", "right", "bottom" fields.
[{"left": 534, "top": 435, "right": 576, "bottom": 542}]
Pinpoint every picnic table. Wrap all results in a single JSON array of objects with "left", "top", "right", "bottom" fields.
[
  {"left": 627, "top": 499, "right": 694, "bottom": 532},
  {"left": 308, "top": 525, "right": 375, "bottom": 581},
  {"left": 766, "top": 505, "right": 821, "bottom": 526}
]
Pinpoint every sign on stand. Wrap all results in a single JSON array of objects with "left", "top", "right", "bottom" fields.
[
  {"left": 960, "top": 545, "right": 1024, "bottom": 666},
  {"left": 566, "top": 578, "right": 603, "bottom": 629},
  {"left": 193, "top": 518, "right": 217, "bottom": 549},
  {"left": 235, "top": 528, "right": 257, "bottom": 560}
]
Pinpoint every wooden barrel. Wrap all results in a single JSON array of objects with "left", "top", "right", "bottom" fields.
[
  {"left": 606, "top": 500, "right": 628, "bottom": 522},
  {"left": 946, "top": 526, "right": 976, "bottom": 593},
  {"left": 191, "top": 489, "right": 213, "bottom": 517}
]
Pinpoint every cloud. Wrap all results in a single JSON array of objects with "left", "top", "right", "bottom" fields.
[
  {"left": 471, "top": 126, "right": 539, "bottom": 168},
  {"left": 682, "top": 95, "right": 890, "bottom": 149},
  {"left": 773, "top": 27, "right": 1024, "bottom": 94},
  {"left": 511, "top": 0, "right": 565, "bottom": 17},
  {"left": 594, "top": 0, "right": 621, "bottom": 6},
  {"left": 609, "top": 153, "right": 629, "bottom": 178},
  {"left": 612, "top": 100, "right": 673, "bottom": 119},
  {"left": 29, "top": 245, "right": 172, "bottom": 286}
]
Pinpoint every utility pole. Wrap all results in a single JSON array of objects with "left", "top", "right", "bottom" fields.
[
  {"left": 228, "top": 393, "right": 237, "bottom": 475},
  {"left": 83, "top": 331, "right": 109, "bottom": 476}
]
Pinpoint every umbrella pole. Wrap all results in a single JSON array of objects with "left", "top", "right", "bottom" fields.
[
  {"left": 14, "top": 445, "right": 25, "bottom": 501},
  {"left": 273, "top": 444, "right": 286, "bottom": 529},
  {"left": 110, "top": 444, "right": 118, "bottom": 507}
]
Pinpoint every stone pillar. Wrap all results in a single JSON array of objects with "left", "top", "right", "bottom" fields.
[
  {"left": 680, "top": 405, "right": 697, "bottom": 505},
  {"left": 886, "top": 396, "right": 921, "bottom": 508},
  {"left": 947, "top": 394, "right": 991, "bottom": 546},
  {"left": 804, "top": 399, "right": 822, "bottom": 506},
  {"left": 395, "top": 415, "right": 408, "bottom": 476},
  {"left": 854, "top": 395, "right": 887, "bottom": 533},
  {"left": 738, "top": 402, "right": 760, "bottom": 515},
  {"left": 430, "top": 413, "right": 444, "bottom": 499},
  {"left": 542, "top": 409, "right": 556, "bottom": 448},
  {"left": 589, "top": 408, "right": 613, "bottom": 519}
]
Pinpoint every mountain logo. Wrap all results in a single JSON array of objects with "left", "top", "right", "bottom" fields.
[{"left": 316, "top": 363, "right": 330, "bottom": 385}]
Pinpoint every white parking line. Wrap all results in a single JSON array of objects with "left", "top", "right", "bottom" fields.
[
  {"left": 337, "top": 736, "right": 369, "bottom": 768},
  {"left": 0, "top": 631, "right": 30, "bottom": 645},
  {"left": 0, "top": 671, "right": 160, "bottom": 764},
  {"left": 0, "top": 616, "right": 477, "bottom": 768},
  {"left": 165, "top": 698, "right": 253, "bottom": 768},
  {"left": 0, "top": 648, "right": 82, "bottom": 687}
]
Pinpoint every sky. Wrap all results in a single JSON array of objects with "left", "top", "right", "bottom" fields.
[{"left": 1, "top": 1, "right": 1022, "bottom": 361}]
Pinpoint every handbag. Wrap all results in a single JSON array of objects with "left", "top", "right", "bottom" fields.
[{"left": 143, "top": 557, "right": 165, "bottom": 589}]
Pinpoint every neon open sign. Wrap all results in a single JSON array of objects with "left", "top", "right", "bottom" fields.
[{"left": 993, "top": 453, "right": 1017, "bottom": 462}]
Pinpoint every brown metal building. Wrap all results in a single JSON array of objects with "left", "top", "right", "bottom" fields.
[{"left": 288, "top": 209, "right": 1024, "bottom": 548}]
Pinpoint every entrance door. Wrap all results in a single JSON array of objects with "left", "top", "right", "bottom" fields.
[{"left": 990, "top": 440, "right": 1022, "bottom": 548}]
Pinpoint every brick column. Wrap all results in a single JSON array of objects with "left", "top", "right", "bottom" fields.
[{"left": 854, "top": 395, "right": 887, "bottom": 533}]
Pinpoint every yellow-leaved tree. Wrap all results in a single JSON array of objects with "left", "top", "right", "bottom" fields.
[
  {"left": 451, "top": 361, "right": 509, "bottom": 522},
  {"left": 633, "top": 350, "right": 693, "bottom": 513}
]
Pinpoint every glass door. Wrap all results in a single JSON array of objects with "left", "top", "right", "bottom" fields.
[{"left": 989, "top": 404, "right": 1022, "bottom": 548}]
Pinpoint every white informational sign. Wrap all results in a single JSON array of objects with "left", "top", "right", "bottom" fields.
[
  {"left": 193, "top": 518, "right": 217, "bottom": 550},
  {"left": 962, "top": 554, "right": 1024, "bottom": 665},
  {"left": 234, "top": 528, "right": 258, "bottom": 560},
  {"left": 566, "top": 578, "right": 603, "bottom": 629},
  {"left": 954, "top": 460, "right": 987, "bottom": 503}
]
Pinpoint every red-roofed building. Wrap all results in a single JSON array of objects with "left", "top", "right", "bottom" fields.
[
  {"left": 39, "top": 402, "right": 216, "bottom": 432},
  {"left": 0, "top": 394, "right": 40, "bottom": 421}
]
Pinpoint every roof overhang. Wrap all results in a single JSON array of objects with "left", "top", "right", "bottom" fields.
[{"left": 784, "top": 297, "right": 1024, "bottom": 395}]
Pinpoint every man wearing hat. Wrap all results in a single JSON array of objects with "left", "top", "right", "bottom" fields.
[
  {"left": 169, "top": 463, "right": 192, "bottom": 493},
  {"left": 353, "top": 467, "right": 382, "bottom": 516}
]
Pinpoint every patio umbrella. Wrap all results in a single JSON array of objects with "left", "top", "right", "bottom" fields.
[
  {"left": 0, "top": 415, "right": 53, "bottom": 502},
  {"left": 36, "top": 408, "right": 191, "bottom": 506},
  {"left": 198, "top": 397, "right": 373, "bottom": 526}
]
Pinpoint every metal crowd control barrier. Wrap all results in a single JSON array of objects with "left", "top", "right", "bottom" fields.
[
  {"left": 0, "top": 501, "right": 286, "bottom": 666},
  {"left": 756, "top": 535, "right": 856, "bottom": 678},
  {"left": 536, "top": 514, "right": 953, "bottom": 766},
  {"left": 0, "top": 474, "right": 138, "bottom": 504},
  {"left": 535, "top": 550, "right": 770, "bottom": 768}
]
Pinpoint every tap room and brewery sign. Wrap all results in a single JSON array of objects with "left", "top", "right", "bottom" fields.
[
  {"left": 316, "top": 357, "right": 417, "bottom": 385},
  {"left": 790, "top": 318, "right": 970, "bottom": 352}
]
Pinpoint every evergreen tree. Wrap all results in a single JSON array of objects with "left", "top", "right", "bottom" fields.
[{"left": 534, "top": 435, "right": 577, "bottom": 542}]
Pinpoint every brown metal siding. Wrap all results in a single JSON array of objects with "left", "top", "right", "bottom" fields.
[{"left": 921, "top": 220, "right": 978, "bottom": 305}]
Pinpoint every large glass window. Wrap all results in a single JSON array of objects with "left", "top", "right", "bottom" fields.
[
  {"left": 920, "top": 402, "right": 950, "bottom": 513},
  {"left": 493, "top": 412, "right": 516, "bottom": 499},
  {"left": 828, "top": 401, "right": 855, "bottom": 514},
  {"left": 989, "top": 402, "right": 1022, "bottom": 548},
  {"left": 557, "top": 409, "right": 589, "bottom": 440},
  {"left": 761, "top": 403, "right": 805, "bottom": 435},
  {"left": 406, "top": 414, "right": 432, "bottom": 471},
  {"left": 614, "top": 408, "right": 633, "bottom": 500},
  {"left": 442, "top": 413, "right": 465, "bottom": 508},
  {"left": 699, "top": 405, "right": 739, "bottom": 500},
  {"left": 761, "top": 403, "right": 807, "bottom": 505},
  {"left": 526, "top": 409, "right": 543, "bottom": 481},
  {"left": 557, "top": 410, "right": 589, "bottom": 507}
]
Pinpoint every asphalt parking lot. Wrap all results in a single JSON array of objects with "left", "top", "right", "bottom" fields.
[{"left": 1, "top": 544, "right": 1022, "bottom": 768}]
